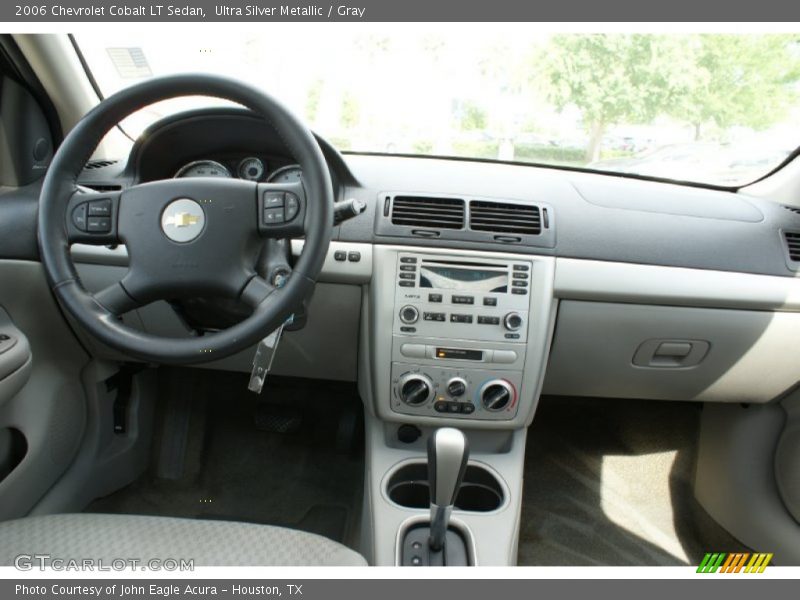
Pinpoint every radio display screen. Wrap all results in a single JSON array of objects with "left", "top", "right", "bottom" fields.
[{"left": 419, "top": 265, "right": 508, "bottom": 293}]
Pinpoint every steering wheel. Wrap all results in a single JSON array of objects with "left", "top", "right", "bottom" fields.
[{"left": 38, "top": 74, "right": 333, "bottom": 364}]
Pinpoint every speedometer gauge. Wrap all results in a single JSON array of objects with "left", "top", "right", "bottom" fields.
[
  {"left": 174, "top": 160, "right": 231, "bottom": 178},
  {"left": 238, "top": 157, "right": 265, "bottom": 181},
  {"left": 267, "top": 164, "right": 303, "bottom": 184}
]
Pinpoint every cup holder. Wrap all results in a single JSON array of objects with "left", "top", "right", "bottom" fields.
[{"left": 386, "top": 462, "right": 504, "bottom": 512}]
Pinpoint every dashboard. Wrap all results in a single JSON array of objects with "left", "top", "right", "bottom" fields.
[{"left": 4, "top": 106, "right": 800, "bottom": 426}]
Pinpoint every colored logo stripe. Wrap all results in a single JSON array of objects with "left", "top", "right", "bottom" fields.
[{"left": 697, "top": 552, "right": 773, "bottom": 573}]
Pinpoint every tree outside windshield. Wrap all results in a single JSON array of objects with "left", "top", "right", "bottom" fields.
[{"left": 74, "top": 29, "right": 800, "bottom": 187}]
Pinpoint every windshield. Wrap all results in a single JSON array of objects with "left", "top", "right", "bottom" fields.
[{"left": 73, "top": 29, "right": 800, "bottom": 187}]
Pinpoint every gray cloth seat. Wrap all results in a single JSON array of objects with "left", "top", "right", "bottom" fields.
[{"left": 0, "top": 513, "right": 367, "bottom": 566}]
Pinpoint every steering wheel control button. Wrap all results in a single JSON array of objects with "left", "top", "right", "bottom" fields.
[
  {"left": 284, "top": 193, "right": 300, "bottom": 221},
  {"left": 263, "top": 191, "right": 284, "bottom": 208},
  {"left": 161, "top": 198, "right": 205, "bottom": 243},
  {"left": 72, "top": 203, "right": 88, "bottom": 231},
  {"left": 87, "top": 199, "right": 112, "bottom": 216},
  {"left": 263, "top": 207, "right": 285, "bottom": 224},
  {"left": 87, "top": 216, "right": 111, "bottom": 233}
]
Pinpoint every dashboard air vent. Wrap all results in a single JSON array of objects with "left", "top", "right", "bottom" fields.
[
  {"left": 469, "top": 200, "right": 541, "bottom": 235},
  {"left": 784, "top": 231, "right": 800, "bottom": 262},
  {"left": 84, "top": 159, "right": 118, "bottom": 170},
  {"left": 783, "top": 205, "right": 800, "bottom": 216},
  {"left": 390, "top": 196, "right": 465, "bottom": 230}
]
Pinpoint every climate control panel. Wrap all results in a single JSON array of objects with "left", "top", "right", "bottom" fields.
[{"left": 390, "top": 362, "right": 522, "bottom": 421}]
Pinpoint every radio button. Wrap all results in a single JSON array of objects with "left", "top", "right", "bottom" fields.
[
  {"left": 400, "top": 257, "right": 418, "bottom": 263},
  {"left": 504, "top": 333, "right": 520, "bottom": 339},
  {"left": 399, "top": 281, "right": 415, "bottom": 287},
  {"left": 399, "top": 305, "right": 419, "bottom": 324},
  {"left": 400, "top": 265, "right": 416, "bottom": 271},
  {"left": 512, "top": 272, "right": 529, "bottom": 279},
  {"left": 477, "top": 316, "right": 500, "bottom": 325},
  {"left": 423, "top": 312, "right": 446, "bottom": 322},
  {"left": 399, "top": 273, "right": 416, "bottom": 280},
  {"left": 512, "top": 280, "right": 528, "bottom": 287},
  {"left": 400, "top": 344, "right": 427, "bottom": 359},
  {"left": 483, "top": 297, "right": 497, "bottom": 306},
  {"left": 493, "top": 350, "right": 518, "bottom": 364},
  {"left": 513, "top": 264, "right": 530, "bottom": 271},
  {"left": 452, "top": 295, "right": 474, "bottom": 305},
  {"left": 511, "top": 288, "right": 527, "bottom": 295},
  {"left": 428, "top": 293, "right": 443, "bottom": 303},
  {"left": 450, "top": 314, "right": 473, "bottom": 324},
  {"left": 400, "top": 326, "right": 417, "bottom": 333}
]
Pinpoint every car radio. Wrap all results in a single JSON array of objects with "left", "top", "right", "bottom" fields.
[{"left": 390, "top": 252, "right": 532, "bottom": 421}]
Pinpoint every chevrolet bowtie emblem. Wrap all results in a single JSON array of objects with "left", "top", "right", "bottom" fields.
[{"left": 165, "top": 212, "right": 201, "bottom": 228}]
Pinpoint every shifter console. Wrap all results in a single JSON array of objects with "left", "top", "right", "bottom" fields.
[{"left": 390, "top": 252, "right": 531, "bottom": 421}]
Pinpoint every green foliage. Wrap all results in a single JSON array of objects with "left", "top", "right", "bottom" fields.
[
  {"left": 340, "top": 92, "right": 360, "bottom": 129},
  {"left": 451, "top": 140, "right": 500, "bottom": 160},
  {"left": 458, "top": 101, "right": 488, "bottom": 131},
  {"left": 514, "top": 144, "right": 586, "bottom": 164},
  {"left": 545, "top": 34, "right": 696, "bottom": 128},
  {"left": 669, "top": 35, "right": 800, "bottom": 136},
  {"left": 541, "top": 34, "right": 800, "bottom": 158}
]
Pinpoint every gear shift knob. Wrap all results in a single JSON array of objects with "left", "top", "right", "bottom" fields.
[{"left": 428, "top": 427, "right": 469, "bottom": 551}]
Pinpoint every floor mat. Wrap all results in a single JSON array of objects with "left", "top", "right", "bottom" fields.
[
  {"left": 87, "top": 368, "right": 364, "bottom": 550},
  {"left": 518, "top": 397, "right": 747, "bottom": 566}
]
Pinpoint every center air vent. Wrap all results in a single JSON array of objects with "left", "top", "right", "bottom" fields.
[
  {"left": 390, "top": 196, "right": 465, "bottom": 230},
  {"left": 469, "top": 200, "right": 541, "bottom": 235},
  {"left": 784, "top": 231, "right": 800, "bottom": 262}
]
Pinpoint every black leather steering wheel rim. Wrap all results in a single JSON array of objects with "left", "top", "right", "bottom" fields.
[{"left": 38, "top": 74, "right": 333, "bottom": 364}]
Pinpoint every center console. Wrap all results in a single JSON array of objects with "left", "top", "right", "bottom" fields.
[
  {"left": 390, "top": 252, "right": 532, "bottom": 422},
  {"left": 360, "top": 245, "right": 556, "bottom": 565}
]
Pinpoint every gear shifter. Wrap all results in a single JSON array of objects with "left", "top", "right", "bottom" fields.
[{"left": 427, "top": 427, "right": 469, "bottom": 551}]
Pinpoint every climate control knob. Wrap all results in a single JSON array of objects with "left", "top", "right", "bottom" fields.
[
  {"left": 396, "top": 373, "right": 434, "bottom": 406},
  {"left": 479, "top": 380, "right": 515, "bottom": 412},
  {"left": 503, "top": 312, "right": 523, "bottom": 331},
  {"left": 446, "top": 377, "right": 467, "bottom": 398},
  {"left": 399, "top": 305, "right": 419, "bottom": 324}
]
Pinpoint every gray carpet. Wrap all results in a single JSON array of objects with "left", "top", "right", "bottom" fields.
[
  {"left": 519, "top": 397, "right": 747, "bottom": 566},
  {"left": 87, "top": 369, "right": 364, "bottom": 550}
]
